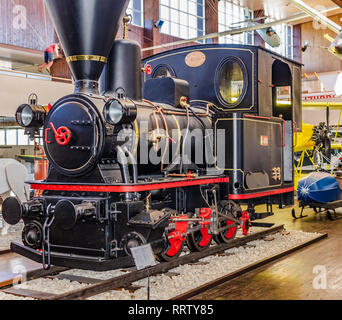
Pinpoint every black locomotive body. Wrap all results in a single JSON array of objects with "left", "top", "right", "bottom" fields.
[
  {"left": 2, "top": 0, "right": 302, "bottom": 271},
  {"left": 143, "top": 45, "right": 302, "bottom": 206}
]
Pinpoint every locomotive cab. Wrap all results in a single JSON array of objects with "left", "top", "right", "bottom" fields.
[{"left": 143, "top": 44, "right": 302, "bottom": 216}]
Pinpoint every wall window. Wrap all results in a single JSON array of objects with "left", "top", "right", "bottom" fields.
[
  {"left": 159, "top": 0, "right": 205, "bottom": 41},
  {"left": 127, "top": 0, "right": 144, "bottom": 27},
  {"left": 285, "top": 25, "right": 294, "bottom": 59},
  {"left": 6, "top": 129, "right": 17, "bottom": 146},
  {"left": 18, "top": 129, "right": 28, "bottom": 145},
  {"left": 0, "top": 128, "right": 42, "bottom": 146},
  {"left": 0, "top": 130, "right": 5, "bottom": 145},
  {"left": 218, "top": 1, "right": 254, "bottom": 45},
  {"left": 266, "top": 24, "right": 293, "bottom": 59}
]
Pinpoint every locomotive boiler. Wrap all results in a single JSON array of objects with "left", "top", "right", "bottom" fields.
[{"left": 1, "top": 0, "right": 302, "bottom": 271}]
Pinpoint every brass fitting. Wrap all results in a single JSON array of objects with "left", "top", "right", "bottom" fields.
[
  {"left": 180, "top": 96, "right": 190, "bottom": 108},
  {"left": 123, "top": 15, "right": 131, "bottom": 40}
]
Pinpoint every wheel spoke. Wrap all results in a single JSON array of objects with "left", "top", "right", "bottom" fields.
[{"left": 215, "top": 200, "right": 241, "bottom": 244}]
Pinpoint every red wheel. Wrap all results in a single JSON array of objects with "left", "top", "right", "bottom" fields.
[
  {"left": 186, "top": 208, "right": 212, "bottom": 252},
  {"left": 186, "top": 228, "right": 212, "bottom": 252},
  {"left": 214, "top": 201, "right": 240, "bottom": 244},
  {"left": 240, "top": 211, "right": 251, "bottom": 236},
  {"left": 157, "top": 216, "right": 188, "bottom": 262},
  {"left": 225, "top": 220, "right": 238, "bottom": 239},
  {"left": 156, "top": 232, "right": 185, "bottom": 262}
]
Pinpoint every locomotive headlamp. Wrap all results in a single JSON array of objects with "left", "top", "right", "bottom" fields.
[
  {"left": 16, "top": 104, "right": 47, "bottom": 128},
  {"left": 104, "top": 99, "right": 137, "bottom": 125}
]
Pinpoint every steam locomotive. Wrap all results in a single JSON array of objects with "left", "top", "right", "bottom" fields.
[{"left": 1, "top": 0, "right": 302, "bottom": 271}]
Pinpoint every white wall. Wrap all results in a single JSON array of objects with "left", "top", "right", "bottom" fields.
[
  {"left": 0, "top": 72, "right": 73, "bottom": 117},
  {"left": 303, "top": 109, "right": 341, "bottom": 126},
  {"left": 319, "top": 72, "right": 340, "bottom": 92}
]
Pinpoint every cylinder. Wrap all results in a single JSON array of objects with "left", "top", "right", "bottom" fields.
[{"left": 101, "top": 40, "right": 142, "bottom": 100}]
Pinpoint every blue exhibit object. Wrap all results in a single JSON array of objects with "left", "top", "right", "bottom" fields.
[{"left": 297, "top": 172, "right": 342, "bottom": 204}]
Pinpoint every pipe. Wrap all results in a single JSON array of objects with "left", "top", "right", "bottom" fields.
[
  {"left": 116, "top": 145, "right": 131, "bottom": 201},
  {"left": 123, "top": 146, "right": 138, "bottom": 185},
  {"left": 142, "top": 6, "right": 340, "bottom": 52},
  {"left": 116, "top": 146, "right": 130, "bottom": 183},
  {"left": 123, "top": 146, "right": 139, "bottom": 199},
  {"left": 289, "top": 0, "right": 342, "bottom": 34},
  {"left": 168, "top": 173, "right": 197, "bottom": 178},
  {"left": 142, "top": 99, "right": 211, "bottom": 117},
  {"left": 188, "top": 106, "right": 208, "bottom": 130}
]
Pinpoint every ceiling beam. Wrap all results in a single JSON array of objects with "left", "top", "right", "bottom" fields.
[
  {"left": 331, "top": 0, "right": 342, "bottom": 8},
  {"left": 289, "top": 0, "right": 341, "bottom": 34}
]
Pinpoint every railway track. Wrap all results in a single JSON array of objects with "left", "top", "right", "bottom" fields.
[
  {"left": 0, "top": 249, "right": 10, "bottom": 255},
  {"left": 0, "top": 225, "right": 327, "bottom": 300}
]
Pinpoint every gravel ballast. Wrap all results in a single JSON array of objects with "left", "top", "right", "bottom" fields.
[{"left": 88, "top": 229, "right": 320, "bottom": 300}]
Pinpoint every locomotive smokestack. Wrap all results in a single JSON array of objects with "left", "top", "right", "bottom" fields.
[{"left": 45, "top": 0, "right": 129, "bottom": 94}]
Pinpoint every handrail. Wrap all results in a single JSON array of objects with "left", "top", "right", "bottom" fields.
[
  {"left": 0, "top": 68, "right": 72, "bottom": 83},
  {"left": 302, "top": 101, "right": 342, "bottom": 108}
]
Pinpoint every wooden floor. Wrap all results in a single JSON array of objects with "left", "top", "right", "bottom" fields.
[
  {"left": 0, "top": 252, "right": 41, "bottom": 288},
  {"left": 191, "top": 202, "right": 342, "bottom": 300}
]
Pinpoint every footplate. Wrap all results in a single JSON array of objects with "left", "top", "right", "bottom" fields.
[{"left": 10, "top": 242, "right": 134, "bottom": 271}]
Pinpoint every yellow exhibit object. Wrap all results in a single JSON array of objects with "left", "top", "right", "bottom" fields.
[{"left": 294, "top": 122, "right": 315, "bottom": 153}]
